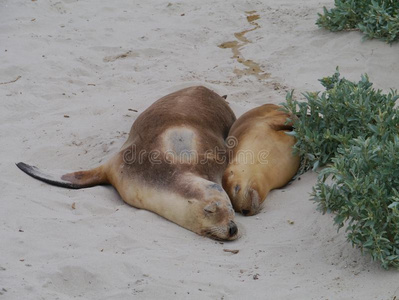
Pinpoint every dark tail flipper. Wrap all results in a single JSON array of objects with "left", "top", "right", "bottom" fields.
[{"left": 16, "top": 162, "right": 108, "bottom": 189}]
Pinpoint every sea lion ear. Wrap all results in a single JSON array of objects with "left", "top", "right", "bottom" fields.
[{"left": 204, "top": 202, "right": 218, "bottom": 213}]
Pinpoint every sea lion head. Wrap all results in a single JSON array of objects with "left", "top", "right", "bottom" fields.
[
  {"left": 199, "top": 205, "right": 238, "bottom": 240},
  {"left": 185, "top": 181, "right": 238, "bottom": 241},
  {"left": 222, "top": 167, "right": 267, "bottom": 216}
]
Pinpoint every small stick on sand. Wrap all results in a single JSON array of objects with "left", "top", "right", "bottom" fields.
[
  {"left": 223, "top": 249, "right": 239, "bottom": 254},
  {"left": 0, "top": 76, "right": 21, "bottom": 85}
]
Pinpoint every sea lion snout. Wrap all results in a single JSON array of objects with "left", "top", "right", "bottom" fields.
[
  {"left": 228, "top": 220, "right": 238, "bottom": 237},
  {"left": 236, "top": 187, "right": 261, "bottom": 216},
  {"left": 223, "top": 171, "right": 263, "bottom": 216}
]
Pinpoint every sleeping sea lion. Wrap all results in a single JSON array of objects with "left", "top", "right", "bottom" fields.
[
  {"left": 17, "top": 86, "right": 239, "bottom": 240},
  {"left": 222, "top": 104, "right": 299, "bottom": 216}
]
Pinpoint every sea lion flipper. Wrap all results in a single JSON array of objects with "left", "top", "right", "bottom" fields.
[{"left": 16, "top": 162, "right": 108, "bottom": 189}]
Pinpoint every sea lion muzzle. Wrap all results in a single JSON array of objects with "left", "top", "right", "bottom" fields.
[{"left": 228, "top": 221, "right": 238, "bottom": 237}]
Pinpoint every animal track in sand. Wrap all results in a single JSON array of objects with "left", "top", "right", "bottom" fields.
[{"left": 219, "top": 11, "right": 270, "bottom": 80}]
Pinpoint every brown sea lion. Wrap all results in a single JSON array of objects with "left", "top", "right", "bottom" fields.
[
  {"left": 17, "top": 86, "right": 239, "bottom": 240},
  {"left": 222, "top": 104, "right": 299, "bottom": 216}
]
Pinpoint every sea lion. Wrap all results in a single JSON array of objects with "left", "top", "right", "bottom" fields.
[
  {"left": 222, "top": 104, "right": 299, "bottom": 216},
  {"left": 17, "top": 86, "right": 239, "bottom": 240}
]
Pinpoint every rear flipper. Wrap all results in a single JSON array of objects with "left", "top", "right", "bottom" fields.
[{"left": 16, "top": 162, "right": 108, "bottom": 189}]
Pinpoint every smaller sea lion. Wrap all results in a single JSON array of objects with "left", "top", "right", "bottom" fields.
[{"left": 222, "top": 104, "right": 299, "bottom": 216}]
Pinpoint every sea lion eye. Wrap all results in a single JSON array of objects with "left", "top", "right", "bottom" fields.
[
  {"left": 204, "top": 207, "right": 215, "bottom": 214},
  {"left": 204, "top": 202, "right": 218, "bottom": 214}
]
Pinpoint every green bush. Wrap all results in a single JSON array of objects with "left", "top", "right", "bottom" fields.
[
  {"left": 317, "top": 0, "right": 399, "bottom": 43},
  {"left": 283, "top": 70, "right": 399, "bottom": 268}
]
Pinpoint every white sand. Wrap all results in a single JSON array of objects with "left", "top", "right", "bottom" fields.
[{"left": 1, "top": 0, "right": 399, "bottom": 299}]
